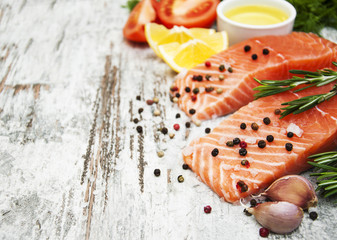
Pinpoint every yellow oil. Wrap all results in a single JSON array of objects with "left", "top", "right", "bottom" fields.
[{"left": 225, "top": 5, "right": 289, "bottom": 25}]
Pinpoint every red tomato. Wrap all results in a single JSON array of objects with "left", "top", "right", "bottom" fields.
[
  {"left": 151, "top": 0, "right": 161, "bottom": 12},
  {"left": 157, "top": 0, "right": 220, "bottom": 28},
  {"left": 123, "top": 0, "right": 156, "bottom": 42}
]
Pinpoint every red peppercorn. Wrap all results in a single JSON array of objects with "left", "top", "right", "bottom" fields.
[
  {"left": 173, "top": 124, "right": 180, "bottom": 131},
  {"left": 204, "top": 205, "right": 212, "bottom": 213},
  {"left": 170, "top": 86, "right": 178, "bottom": 92},
  {"left": 146, "top": 99, "right": 154, "bottom": 105},
  {"left": 205, "top": 61, "right": 211, "bottom": 67},
  {"left": 259, "top": 228, "right": 269, "bottom": 238},
  {"left": 191, "top": 95, "right": 197, "bottom": 101},
  {"left": 239, "top": 141, "right": 247, "bottom": 148}
]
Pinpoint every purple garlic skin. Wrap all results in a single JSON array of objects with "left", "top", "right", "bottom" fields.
[
  {"left": 262, "top": 175, "right": 318, "bottom": 209},
  {"left": 247, "top": 201, "right": 304, "bottom": 234}
]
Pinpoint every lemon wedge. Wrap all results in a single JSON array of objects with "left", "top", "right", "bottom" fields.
[
  {"left": 158, "top": 39, "right": 218, "bottom": 72},
  {"left": 145, "top": 23, "right": 216, "bottom": 58}
]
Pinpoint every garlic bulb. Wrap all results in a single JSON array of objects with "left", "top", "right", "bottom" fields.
[
  {"left": 262, "top": 175, "right": 318, "bottom": 209},
  {"left": 246, "top": 201, "right": 303, "bottom": 234}
]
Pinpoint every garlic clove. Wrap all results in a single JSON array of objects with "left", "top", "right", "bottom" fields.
[
  {"left": 247, "top": 201, "right": 304, "bottom": 234},
  {"left": 262, "top": 175, "right": 318, "bottom": 209}
]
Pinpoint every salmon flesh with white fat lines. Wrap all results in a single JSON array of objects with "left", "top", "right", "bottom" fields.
[{"left": 173, "top": 32, "right": 337, "bottom": 121}]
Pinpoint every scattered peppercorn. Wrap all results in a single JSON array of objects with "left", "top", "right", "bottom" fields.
[
  {"left": 133, "top": 118, "right": 139, "bottom": 124},
  {"left": 204, "top": 205, "right": 212, "bottom": 214},
  {"left": 175, "top": 93, "right": 181, "bottom": 98},
  {"left": 136, "top": 126, "right": 143, "bottom": 134},
  {"left": 185, "top": 87, "right": 191, "bottom": 93},
  {"left": 244, "top": 45, "right": 251, "bottom": 52},
  {"left": 196, "top": 75, "right": 203, "bottom": 81},
  {"left": 285, "top": 143, "right": 293, "bottom": 151},
  {"left": 239, "top": 141, "right": 247, "bottom": 148},
  {"left": 244, "top": 208, "right": 252, "bottom": 216},
  {"left": 194, "top": 120, "right": 201, "bottom": 127},
  {"left": 266, "top": 135, "right": 274, "bottom": 142},
  {"left": 236, "top": 180, "right": 248, "bottom": 192},
  {"left": 226, "top": 141, "right": 234, "bottom": 147},
  {"left": 259, "top": 227, "right": 269, "bottom": 238},
  {"left": 205, "top": 87, "right": 214, "bottom": 92},
  {"left": 219, "top": 64, "right": 225, "bottom": 72},
  {"left": 154, "top": 169, "right": 161, "bottom": 177},
  {"left": 189, "top": 109, "right": 196, "bottom": 115},
  {"left": 274, "top": 109, "right": 281, "bottom": 115},
  {"left": 239, "top": 148, "right": 247, "bottom": 156},
  {"left": 191, "top": 95, "right": 197, "bottom": 101},
  {"left": 153, "top": 109, "right": 160, "bottom": 116},
  {"left": 182, "top": 163, "right": 189, "bottom": 170},
  {"left": 233, "top": 137, "right": 241, "bottom": 145},
  {"left": 136, "top": 95, "right": 141, "bottom": 101},
  {"left": 228, "top": 67, "right": 233, "bottom": 73},
  {"left": 205, "top": 74, "right": 211, "bottom": 80},
  {"left": 263, "top": 117, "right": 271, "bottom": 125},
  {"left": 219, "top": 74, "right": 225, "bottom": 81},
  {"left": 176, "top": 113, "right": 181, "bottom": 118},
  {"left": 161, "top": 127, "right": 168, "bottom": 135},
  {"left": 211, "top": 148, "right": 219, "bottom": 157},
  {"left": 216, "top": 88, "right": 223, "bottom": 94},
  {"left": 240, "top": 123, "right": 247, "bottom": 130},
  {"left": 258, "top": 140, "right": 266, "bottom": 148},
  {"left": 177, "top": 175, "right": 184, "bottom": 183},
  {"left": 241, "top": 159, "right": 250, "bottom": 168},
  {"left": 251, "top": 122, "right": 259, "bottom": 131},
  {"left": 205, "top": 128, "right": 211, "bottom": 134},
  {"left": 205, "top": 61, "right": 211, "bottom": 67},
  {"left": 169, "top": 133, "right": 175, "bottom": 139},
  {"left": 185, "top": 122, "right": 191, "bottom": 128},
  {"left": 287, "top": 132, "right": 294, "bottom": 138},
  {"left": 309, "top": 211, "right": 318, "bottom": 220},
  {"left": 251, "top": 54, "right": 258, "bottom": 60},
  {"left": 157, "top": 151, "right": 164, "bottom": 158},
  {"left": 250, "top": 199, "right": 257, "bottom": 207},
  {"left": 192, "top": 88, "right": 200, "bottom": 94},
  {"left": 170, "top": 86, "right": 178, "bottom": 92},
  {"left": 173, "top": 124, "right": 180, "bottom": 131},
  {"left": 138, "top": 108, "right": 143, "bottom": 114},
  {"left": 146, "top": 99, "right": 154, "bottom": 105},
  {"left": 153, "top": 97, "right": 159, "bottom": 103},
  {"left": 262, "top": 48, "right": 270, "bottom": 55},
  {"left": 172, "top": 97, "right": 178, "bottom": 103}
]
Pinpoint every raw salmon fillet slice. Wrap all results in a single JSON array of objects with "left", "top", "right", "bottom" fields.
[
  {"left": 182, "top": 83, "right": 337, "bottom": 203},
  {"left": 173, "top": 32, "right": 337, "bottom": 121}
]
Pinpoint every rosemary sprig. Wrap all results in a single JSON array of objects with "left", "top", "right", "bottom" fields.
[
  {"left": 253, "top": 62, "right": 337, "bottom": 99},
  {"left": 308, "top": 152, "right": 337, "bottom": 201},
  {"left": 279, "top": 84, "right": 337, "bottom": 119}
]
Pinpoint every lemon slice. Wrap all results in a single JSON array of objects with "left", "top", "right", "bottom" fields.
[
  {"left": 198, "top": 31, "right": 228, "bottom": 53},
  {"left": 158, "top": 39, "right": 217, "bottom": 72},
  {"left": 145, "top": 23, "right": 216, "bottom": 58}
]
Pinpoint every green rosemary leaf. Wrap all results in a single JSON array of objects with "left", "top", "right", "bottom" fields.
[
  {"left": 324, "top": 188, "right": 337, "bottom": 198},
  {"left": 308, "top": 162, "right": 337, "bottom": 172},
  {"left": 308, "top": 151, "right": 337, "bottom": 159}
]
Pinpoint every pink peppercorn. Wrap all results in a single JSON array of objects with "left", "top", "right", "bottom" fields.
[
  {"left": 259, "top": 228, "right": 269, "bottom": 238},
  {"left": 173, "top": 124, "right": 180, "bottom": 131},
  {"left": 170, "top": 86, "right": 178, "bottom": 92},
  {"left": 239, "top": 141, "right": 247, "bottom": 148},
  {"left": 204, "top": 205, "right": 212, "bottom": 213},
  {"left": 146, "top": 99, "right": 154, "bottom": 105},
  {"left": 191, "top": 95, "right": 197, "bottom": 101},
  {"left": 205, "top": 61, "right": 211, "bottom": 67}
]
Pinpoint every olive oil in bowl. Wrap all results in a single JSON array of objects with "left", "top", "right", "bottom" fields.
[{"left": 225, "top": 5, "right": 289, "bottom": 26}]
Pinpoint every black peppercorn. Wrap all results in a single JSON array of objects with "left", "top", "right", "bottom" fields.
[
  {"left": 244, "top": 45, "right": 251, "bottom": 52},
  {"left": 189, "top": 109, "right": 196, "bottom": 115},
  {"left": 263, "top": 117, "right": 271, "bottom": 125},
  {"left": 136, "top": 126, "right": 143, "bottom": 134},
  {"left": 211, "top": 148, "right": 219, "bottom": 157},
  {"left": 196, "top": 75, "right": 203, "bottom": 81},
  {"left": 133, "top": 118, "right": 139, "bottom": 124},
  {"left": 274, "top": 109, "right": 281, "bottom": 115},
  {"left": 182, "top": 163, "right": 189, "bottom": 170},
  {"left": 161, "top": 127, "right": 168, "bottom": 135},
  {"left": 239, "top": 148, "right": 247, "bottom": 156},
  {"left": 154, "top": 169, "right": 161, "bottom": 176},
  {"left": 176, "top": 113, "right": 181, "bottom": 118},
  {"left": 175, "top": 93, "right": 181, "bottom": 98},
  {"left": 138, "top": 108, "right": 144, "bottom": 114},
  {"left": 193, "top": 88, "right": 200, "bottom": 94},
  {"left": 266, "top": 135, "right": 274, "bottom": 142},
  {"left": 240, "top": 123, "right": 247, "bottom": 130},
  {"left": 250, "top": 199, "right": 257, "bottom": 207},
  {"left": 262, "top": 48, "right": 270, "bottom": 55},
  {"left": 285, "top": 143, "right": 293, "bottom": 151},
  {"left": 177, "top": 175, "right": 184, "bottom": 183},
  {"left": 205, "top": 128, "right": 211, "bottom": 134},
  {"left": 205, "top": 74, "right": 211, "bottom": 80},
  {"left": 226, "top": 141, "right": 234, "bottom": 147},
  {"left": 309, "top": 211, "right": 318, "bottom": 220},
  {"left": 228, "top": 67, "right": 233, "bottom": 73},
  {"left": 219, "top": 64, "right": 225, "bottom": 72},
  {"left": 136, "top": 95, "right": 141, "bottom": 101},
  {"left": 233, "top": 137, "right": 241, "bottom": 145},
  {"left": 287, "top": 132, "right": 294, "bottom": 138},
  {"left": 251, "top": 54, "right": 258, "bottom": 60},
  {"left": 258, "top": 140, "right": 266, "bottom": 148},
  {"left": 185, "top": 122, "right": 191, "bottom": 128},
  {"left": 185, "top": 87, "right": 191, "bottom": 93},
  {"left": 251, "top": 122, "right": 259, "bottom": 131}
]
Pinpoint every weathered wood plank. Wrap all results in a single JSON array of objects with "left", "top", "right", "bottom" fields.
[{"left": 0, "top": 0, "right": 337, "bottom": 239}]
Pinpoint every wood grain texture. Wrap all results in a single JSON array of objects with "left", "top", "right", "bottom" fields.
[{"left": 0, "top": 0, "right": 337, "bottom": 239}]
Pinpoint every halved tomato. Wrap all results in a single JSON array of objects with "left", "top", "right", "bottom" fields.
[
  {"left": 123, "top": 0, "right": 157, "bottom": 42},
  {"left": 157, "top": 0, "right": 220, "bottom": 28}
]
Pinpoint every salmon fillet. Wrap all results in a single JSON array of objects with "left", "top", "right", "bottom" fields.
[
  {"left": 173, "top": 32, "right": 337, "bottom": 121},
  {"left": 183, "top": 83, "right": 337, "bottom": 203}
]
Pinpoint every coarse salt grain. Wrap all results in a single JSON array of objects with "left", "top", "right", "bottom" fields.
[
  {"left": 287, "top": 123, "right": 303, "bottom": 137},
  {"left": 245, "top": 137, "right": 256, "bottom": 144}
]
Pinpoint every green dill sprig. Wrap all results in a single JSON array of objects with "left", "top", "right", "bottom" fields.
[
  {"left": 308, "top": 151, "right": 337, "bottom": 200},
  {"left": 279, "top": 84, "right": 337, "bottom": 119},
  {"left": 253, "top": 62, "right": 337, "bottom": 100}
]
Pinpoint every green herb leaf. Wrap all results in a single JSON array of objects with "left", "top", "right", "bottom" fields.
[{"left": 122, "top": 0, "right": 141, "bottom": 12}]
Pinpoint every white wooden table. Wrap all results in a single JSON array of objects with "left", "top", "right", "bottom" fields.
[{"left": 1, "top": 1, "right": 336, "bottom": 239}]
